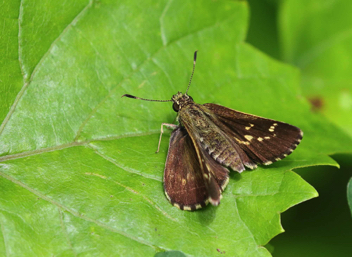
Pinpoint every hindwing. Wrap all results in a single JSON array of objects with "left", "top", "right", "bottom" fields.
[{"left": 163, "top": 127, "right": 229, "bottom": 210}]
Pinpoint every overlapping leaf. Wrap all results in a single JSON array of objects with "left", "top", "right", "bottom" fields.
[{"left": 280, "top": 0, "right": 352, "bottom": 138}]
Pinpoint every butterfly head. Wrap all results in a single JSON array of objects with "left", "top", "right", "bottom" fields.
[
  {"left": 172, "top": 92, "right": 194, "bottom": 112},
  {"left": 171, "top": 51, "right": 197, "bottom": 112}
]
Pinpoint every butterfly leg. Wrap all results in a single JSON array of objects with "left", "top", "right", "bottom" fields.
[{"left": 156, "top": 123, "right": 178, "bottom": 153}]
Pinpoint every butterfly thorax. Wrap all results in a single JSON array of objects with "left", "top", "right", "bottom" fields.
[{"left": 172, "top": 92, "right": 194, "bottom": 112}]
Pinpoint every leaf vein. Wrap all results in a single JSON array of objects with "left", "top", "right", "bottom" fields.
[
  {"left": 74, "top": 13, "right": 235, "bottom": 141},
  {"left": 0, "top": 171, "right": 160, "bottom": 251},
  {"left": 58, "top": 208, "right": 77, "bottom": 257},
  {"left": 297, "top": 28, "right": 352, "bottom": 68},
  {"left": 159, "top": 0, "right": 173, "bottom": 46},
  {"left": 0, "top": 220, "right": 9, "bottom": 257},
  {"left": 87, "top": 145, "right": 178, "bottom": 222},
  {"left": 0, "top": 131, "right": 161, "bottom": 163},
  {"left": 234, "top": 198, "right": 259, "bottom": 256},
  {"left": 0, "top": 0, "right": 94, "bottom": 138},
  {"left": 88, "top": 144, "right": 162, "bottom": 182}
]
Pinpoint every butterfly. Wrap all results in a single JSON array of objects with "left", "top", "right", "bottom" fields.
[{"left": 122, "top": 51, "right": 303, "bottom": 211}]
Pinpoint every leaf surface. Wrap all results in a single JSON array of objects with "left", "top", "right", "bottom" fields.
[{"left": 1, "top": 1, "right": 352, "bottom": 256}]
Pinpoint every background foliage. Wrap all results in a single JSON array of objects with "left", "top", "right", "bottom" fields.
[
  {"left": 0, "top": 0, "right": 351, "bottom": 256},
  {"left": 248, "top": 0, "right": 352, "bottom": 256}
]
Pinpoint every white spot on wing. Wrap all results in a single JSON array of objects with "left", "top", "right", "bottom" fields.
[
  {"left": 221, "top": 177, "right": 230, "bottom": 190},
  {"left": 183, "top": 206, "right": 191, "bottom": 211},
  {"left": 244, "top": 135, "right": 253, "bottom": 141},
  {"left": 173, "top": 203, "right": 181, "bottom": 209},
  {"left": 165, "top": 191, "right": 171, "bottom": 201},
  {"left": 209, "top": 197, "right": 220, "bottom": 206},
  {"left": 269, "top": 124, "right": 276, "bottom": 132},
  {"left": 234, "top": 137, "right": 250, "bottom": 145}
]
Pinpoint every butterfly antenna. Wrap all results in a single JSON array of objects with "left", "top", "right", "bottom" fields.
[
  {"left": 121, "top": 94, "right": 172, "bottom": 102},
  {"left": 185, "top": 50, "right": 197, "bottom": 95}
]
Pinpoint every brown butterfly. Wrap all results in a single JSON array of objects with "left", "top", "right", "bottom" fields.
[{"left": 122, "top": 51, "right": 303, "bottom": 211}]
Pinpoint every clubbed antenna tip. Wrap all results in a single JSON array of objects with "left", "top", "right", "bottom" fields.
[
  {"left": 185, "top": 50, "right": 198, "bottom": 94},
  {"left": 121, "top": 93, "right": 172, "bottom": 102},
  {"left": 121, "top": 94, "right": 137, "bottom": 99}
]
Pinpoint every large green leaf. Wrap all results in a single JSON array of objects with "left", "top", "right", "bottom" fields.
[
  {"left": 279, "top": 0, "right": 352, "bottom": 138},
  {"left": 1, "top": 0, "right": 352, "bottom": 256}
]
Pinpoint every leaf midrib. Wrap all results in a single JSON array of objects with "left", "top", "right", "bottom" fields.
[{"left": 0, "top": 0, "right": 94, "bottom": 137}]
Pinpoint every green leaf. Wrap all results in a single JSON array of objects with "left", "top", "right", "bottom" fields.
[
  {"left": 279, "top": 0, "right": 352, "bottom": 138},
  {"left": 348, "top": 178, "right": 352, "bottom": 216},
  {"left": 1, "top": 0, "right": 352, "bottom": 256},
  {"left": 155, "top": 251, "right": 187, "bottom": 257}
]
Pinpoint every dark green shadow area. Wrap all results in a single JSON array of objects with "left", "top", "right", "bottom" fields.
[
  {"left": 348, "top": 177, "right": 352, "bottom": 216},
  {"left": 269, "top": 154, "right": 352, "bottom": 257},
  {"left": 246, "top": 0, "right": 281, "bottom": 60}
]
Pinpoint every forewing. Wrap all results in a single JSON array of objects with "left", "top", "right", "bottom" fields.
[
  {"left": 204, "top": 103, "right": 303, "bottom": 165},
  {"left": 164, "top": 127, "right": 229, "bottom": 210},
  {"left": 178, "top": 104, "right": 256, "bottom": 172}
]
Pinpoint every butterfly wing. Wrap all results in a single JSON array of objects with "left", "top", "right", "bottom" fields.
[
  {"left": 164, "top": 127, "right": 229, "bottom": 210},
  {"left": 203, "top": 103, "right": 303, "bottom": 165},
  {"left": 177, "top": 103, "right": 257, "bottom": 172}
]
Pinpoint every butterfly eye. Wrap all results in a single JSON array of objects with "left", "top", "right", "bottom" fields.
[
  {"left": 172, "top": 102, "right": 179, "bottom": 112},
  {"left": 188, "top": 96, "right": 193, "bottom": 101}
]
